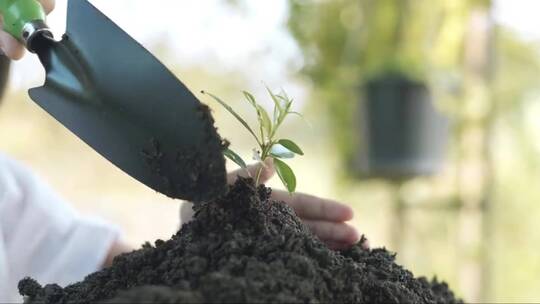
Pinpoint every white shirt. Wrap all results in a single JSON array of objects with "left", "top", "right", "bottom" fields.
[{"left": 0, "top": 153, "right": 121, "bottom": 303}]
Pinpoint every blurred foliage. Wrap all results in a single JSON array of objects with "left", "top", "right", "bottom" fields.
[
  {"left": 286, "top": 0, "right": 483, "bottom": 172},
  {"left": 493, "top": 29, "right": 540, "bottom": 171},
  {"left": 291, "top": 1, "right": 434, "bottom": 81},
  {"left": 490, "top": 29, "right": 540, "bottom": 300},
  {"left": 494, "top": 29, "right": 540, "bottom": 109},
  {"left": 288, "top": 0, "right": 492, "bottom": 81}
]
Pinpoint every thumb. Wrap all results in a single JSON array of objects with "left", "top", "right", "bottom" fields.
[{"left": 227, "top": 158, "right": 275, "bottom": 185}]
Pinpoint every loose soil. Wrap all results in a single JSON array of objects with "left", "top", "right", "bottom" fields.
[
  {"left": 141, "top": 103, "right": 228, "bottom": 202},
  {"left": 19, "top": 178, "right": 462, "bottom": 303}
]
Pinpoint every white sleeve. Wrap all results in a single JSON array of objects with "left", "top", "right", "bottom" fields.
[{"left": 0, "top": 154, "right": 121, "bottom": 291}]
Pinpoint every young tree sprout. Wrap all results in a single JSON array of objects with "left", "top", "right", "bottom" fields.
[{"left": 202, "top": 87, "right": 304, "bottom": 193}]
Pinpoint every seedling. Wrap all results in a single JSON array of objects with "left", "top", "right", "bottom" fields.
[{"left": 202, "top": 87, "right": 304, "bottom": 193}]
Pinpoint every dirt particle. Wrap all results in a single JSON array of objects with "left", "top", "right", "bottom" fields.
[{"left": 18, "top": 278, "right": 41, "bottom": 299}]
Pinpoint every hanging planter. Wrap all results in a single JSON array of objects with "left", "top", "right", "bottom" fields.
[{"left": 354, "top": 73, "right": 449, "bottom": 180}]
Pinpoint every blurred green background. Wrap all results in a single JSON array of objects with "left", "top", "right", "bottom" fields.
[{"left": 1, "top": 0, "right": 539, "bottom": 302}]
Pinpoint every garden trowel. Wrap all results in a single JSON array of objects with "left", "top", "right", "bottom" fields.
[{"left": 0, "top": 0, "right": 227, "bottom": 201}]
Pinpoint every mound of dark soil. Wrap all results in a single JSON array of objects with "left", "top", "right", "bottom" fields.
[{"left": 19, "top": 178, "right": 462, "bottom": 303}]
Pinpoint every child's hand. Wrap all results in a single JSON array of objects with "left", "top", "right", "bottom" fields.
[{"left": 0, "top": 0, "right": 55, "bottom": 59}]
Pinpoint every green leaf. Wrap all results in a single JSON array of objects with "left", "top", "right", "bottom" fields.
[
  {"left": 276, "top": 94, "right": 293, "bottom": 111},
  {"left": 273, "top": 104, "right": 280, "bottom": 126},
  {"left": 279, "top": 88, "right": 290, "bottom": 100},
  {"left": 243, "top": 91, "right": 257, "bottom": 107},
  {"left": 258, "top": 105, "right": 273, "bottom": 136},
  {"left": 278, "top": 139, "right": 304, "bottom": 155},
  {"left": 202, "top": 91, "right": 260, "bottom": 144},
  {"left": 274, "top": 94, "right": 293, "bottom": 127},
  {"left": 243, "top": 91, "right": 272, "bottom": 139},
  {"left": 223, "top": 148, "right": 247, "bottom": 169},
  {"left": 270, "top": 144, "right": 295, "bottom": 159},
  {"left": 273, "top": 158, "right": 297, "bottom": 193},
  {"left": 266, "top": 86, "right": 284, "bottom": 123}
]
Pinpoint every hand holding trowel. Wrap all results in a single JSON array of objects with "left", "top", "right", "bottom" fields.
[{"left": 0, "top": 0, "right": 227, "bottom": 202}]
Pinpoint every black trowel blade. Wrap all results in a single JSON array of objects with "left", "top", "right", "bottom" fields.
[{"left": 29, "top": 0, "right": 227, "bottom": 201}]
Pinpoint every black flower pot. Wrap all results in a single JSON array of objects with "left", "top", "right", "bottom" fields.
[{"left": 354, "top": 74, "right": 449, "bottom": 180}]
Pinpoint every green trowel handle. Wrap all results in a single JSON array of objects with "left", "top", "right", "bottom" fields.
[{"left": 0, "top": 0, "right": 46, "bottom": 41}]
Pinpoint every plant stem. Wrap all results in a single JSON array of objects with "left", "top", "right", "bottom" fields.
[
  {"left": 255, "top": 166, "right": 263, "bottom": 185},
  {"left": 255, "top": 143, "right": 272, "bottom": 185}
]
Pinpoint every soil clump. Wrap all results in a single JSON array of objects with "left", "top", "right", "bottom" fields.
[{"left": 19, "top": 178, "right": 462, "bottom": 303}]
